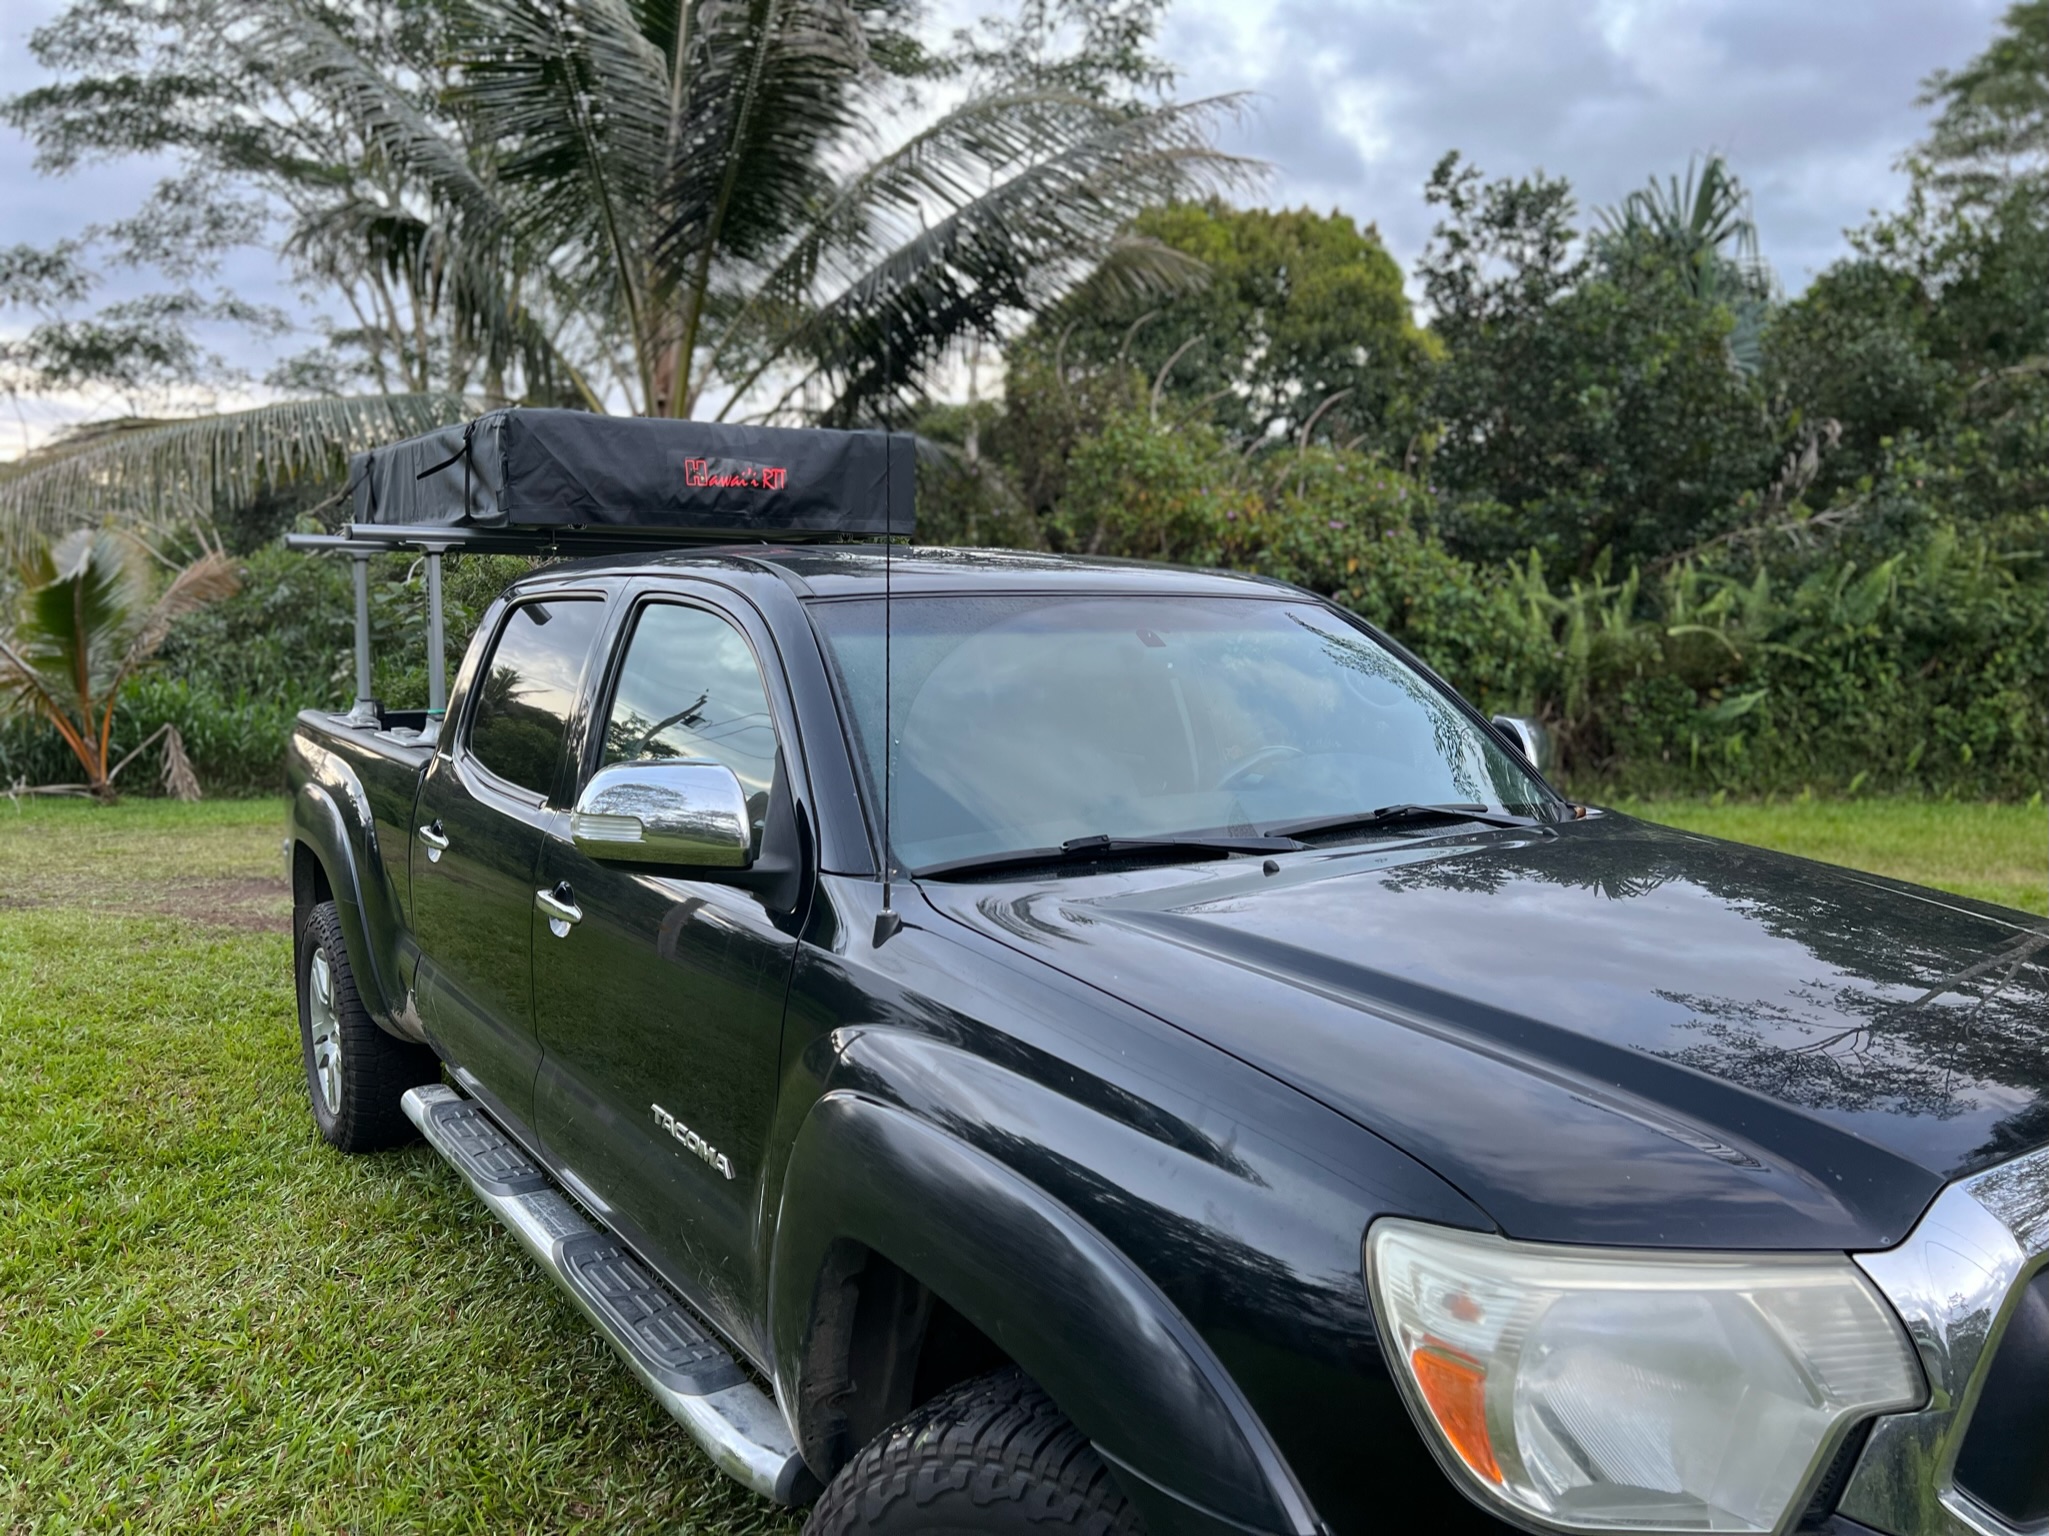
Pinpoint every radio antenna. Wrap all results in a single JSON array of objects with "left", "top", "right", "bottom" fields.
[{"left": 874, "top": 335, "right": 902, "bottom": 947}]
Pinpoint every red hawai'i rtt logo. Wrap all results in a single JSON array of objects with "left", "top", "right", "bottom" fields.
[{"left": 684, "top": 458, "right": 788, "bottom": 491}]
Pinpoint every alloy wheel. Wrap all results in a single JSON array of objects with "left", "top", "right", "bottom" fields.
[{"left": 307, "top": 947, "right": 344, "bottom": 1117}]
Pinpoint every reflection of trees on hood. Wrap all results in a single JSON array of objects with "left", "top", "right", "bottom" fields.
[
  {"left": 1346, "top": 816, "right": 2049, "bottom": 1171},
  {"left": 1373, "top": 823, "right": 1687, "bottom": 902},
  {"left": 1659, "top": 928, "right": 2049, "bottom": 1167}
]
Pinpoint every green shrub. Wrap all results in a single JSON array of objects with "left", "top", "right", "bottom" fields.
[
  {"left": 1018, "top": 409, "right": 2048, "bottom": 800},
  {"left": 0, "top": 676, "right": 293, "bottom": 798},
  {"left": 10, "top": 412, "right": 2034, "bottom": 805},
  {"left": 1502, "top": 517, "right": 2048, "bottom": 798}
]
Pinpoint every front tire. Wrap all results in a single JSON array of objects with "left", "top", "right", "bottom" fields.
[
  {"left": 296, "top": 899, "right": 438, "bottom": 1153},
  {"left": 803, "top": 1368, "right": 1142, "bottom": 1536}
]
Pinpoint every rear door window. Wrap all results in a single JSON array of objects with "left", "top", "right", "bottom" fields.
[{"left": 466, "top": 599, "right": 606, "bottom": 797}]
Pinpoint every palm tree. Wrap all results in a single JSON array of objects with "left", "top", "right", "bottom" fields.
[
  {"left": 1, "top": 0, "right": 1240, "bottom": 540},
  {"left": 0, "top": 528, "right": 240, "bottom": 798},
  {"left": 1596, "top": 155, "right": 1779, "bottom": 372}
]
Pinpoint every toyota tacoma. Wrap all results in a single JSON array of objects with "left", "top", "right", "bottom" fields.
[{"left": 285, "top": 411, "right": 2049, "bottom": 1536}]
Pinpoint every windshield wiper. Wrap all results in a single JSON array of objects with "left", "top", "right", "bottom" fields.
[
  {"left": 917, "top": 831, "right": 1303, "bottom": 882},
  {"left": 1260, "top": 802, "right": 1543, "bottom": 840}
]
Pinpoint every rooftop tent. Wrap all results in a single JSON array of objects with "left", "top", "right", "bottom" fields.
[
  {"left": 347, "top": 408, "right": 915, "bottom": 540},
  {"left": 300, "top": 410, "right": 915, "bottom": 727}
]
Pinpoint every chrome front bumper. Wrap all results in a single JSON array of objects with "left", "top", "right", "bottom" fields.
[{"left": 1844, "top": 1143, "right": 2049, "bottom": 1536}]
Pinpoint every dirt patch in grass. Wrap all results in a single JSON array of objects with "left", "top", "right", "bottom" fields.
[
  {"left": 0, "top": 872, "right": 289, "bottom": 930},
  {"left": 162, "top": 874, "right": 292, "bottom": 930},
  {"left": 0, "top": 797, "right": 292, "bottom": 928}
]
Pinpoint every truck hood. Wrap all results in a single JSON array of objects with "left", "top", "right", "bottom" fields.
[{"left": 916, "top": 814, "right": 2049, "bottom": 1250}]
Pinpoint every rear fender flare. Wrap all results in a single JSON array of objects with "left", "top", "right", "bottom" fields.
[
  {"left": 290, "top": 771, "right": 405, "bottom": 1036},
  {"left": 770, "top": 1091, "right": 1318, "bottom": 1536}
]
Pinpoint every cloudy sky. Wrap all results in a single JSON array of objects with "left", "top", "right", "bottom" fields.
[
  {"left": 1162, "top": 0, "right": 2003, "bottom": 287},
  {"left": 0, "top": 0, "right": 2009, "bottom": 451}
]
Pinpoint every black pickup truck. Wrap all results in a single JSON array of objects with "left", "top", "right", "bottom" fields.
[{"left": 287, "top": 413, "right": 2048, "bottom": 1536}]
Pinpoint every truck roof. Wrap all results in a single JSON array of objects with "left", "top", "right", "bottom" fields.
[{"left": 527, "top": 544, "right": 1291, "bottom": 601}]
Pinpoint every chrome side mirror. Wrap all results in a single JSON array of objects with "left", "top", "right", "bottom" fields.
[
  {"left": 1491, "top": 714, "right": 1554, "bottom": 774},
  {"left": 571, "top": 759, "right": 753, "bottom": 868}
]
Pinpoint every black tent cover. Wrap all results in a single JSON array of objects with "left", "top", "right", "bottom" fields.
[{"left": 349, "top": 408, "right": 913, "bottom": 539}]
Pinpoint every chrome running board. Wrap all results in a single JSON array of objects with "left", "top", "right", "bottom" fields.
[{"left": 402, "top": 1084, "right": 814, "bottom": 1504}]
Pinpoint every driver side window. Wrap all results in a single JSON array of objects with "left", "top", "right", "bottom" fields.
[{"left": 601, "top": 603, "right": 780, "bottom": 834}]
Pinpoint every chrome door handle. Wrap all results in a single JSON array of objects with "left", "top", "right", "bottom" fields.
[
  {"left": 535, "top": 883, "right": 583, "bottom": 937},
  {"left": 417, "top": 820, "right": 449, "bottom": 861}
]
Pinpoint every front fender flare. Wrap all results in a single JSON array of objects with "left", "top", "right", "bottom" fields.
[{"left": 770, "top": 1091, "right": 1318, "bottom": 1536}]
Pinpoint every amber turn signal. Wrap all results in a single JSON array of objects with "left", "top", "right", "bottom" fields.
[{"left": 1410, "top": 1344, "right": 1500, "bottom": 1483}]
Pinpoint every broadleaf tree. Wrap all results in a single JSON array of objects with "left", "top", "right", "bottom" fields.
[{"left": 1013, "top": 201, "right": 1438, "bottom": 458}]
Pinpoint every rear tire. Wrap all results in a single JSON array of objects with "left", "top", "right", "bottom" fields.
[
  {"left": 296, "top": 899, "right": 439, "bottom": 1153},
  {"left": 803, "top": 1368, "right": 1143, "bottom": 1536}
]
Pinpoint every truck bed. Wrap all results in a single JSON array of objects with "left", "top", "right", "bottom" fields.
[{"left": 291, "top": 706, "right": 436, "bottom": 935}]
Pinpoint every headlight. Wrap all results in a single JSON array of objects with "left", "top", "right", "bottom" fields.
[{"left": 1365, "top": 1219, "right": 1924, "bottom": 1533}]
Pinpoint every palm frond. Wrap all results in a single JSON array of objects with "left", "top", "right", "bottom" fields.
[
  {"left": 1057, "top": 230, "right": 1214, "bottom": 310},
  {"left": 660, "top": 0, "right": 869, "bottom": 272},
  {"left": 0, "top": 633, "right": 71, "bottom": 736},
  {"left": 257, "top": 1, "right": 511, "bottom": 240},
  {"left": 286, "top": 200, "right": 600, "bottom": 404},
  {"left": 716, "top": 87, "right": 1134, "bottom": 339},
  {"left": 9, "top": 530, "right": 146, "bottom": 726},
  {"left": 454, "top": 0, "right": 673, "bottom": 395},
  {"left": 1597, "top": 154, "right": 1770, "bottom": 300},
  {"left": 111, "top": 545, "right": 242, "bottom": 697},
  {"left": 0, "top": 393, "right": 469, "bottom": 544},
  {"left": 1595, "top": 154, "right": 1780, "bottom": 376},
  {"left": 771, "top": 93, "right": 1256, "bottom": 421},
  {"left": 655, "top": 0, "right": 874, "bottom": 410}
]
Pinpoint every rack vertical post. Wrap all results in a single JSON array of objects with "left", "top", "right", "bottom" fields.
[{"left": 346, "top": 550, "right": 377, "bottom": 726}]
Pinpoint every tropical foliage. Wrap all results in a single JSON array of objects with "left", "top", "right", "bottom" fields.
[
  {"left": 0, "top": 395, "right": 465, "bottom": 537},
  {"left": 2, "top": 1, "right": 2044, "bottom": 804},
  {"left": 909, "top": 3, "right": 2047, "bottom": 800},
  {"left": 1594, "top": 154, "right": 1778, "bottom": 373},
  {"left": 1017, "top": 201, "right": 1436, "bottom": 457},
  {"left": 0, "top": 529, "right": 240, "bottom": 797}
]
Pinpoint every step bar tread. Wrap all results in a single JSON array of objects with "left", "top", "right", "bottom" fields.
[
  {"left": 559, "top": 1232, "right": 743, "bottom": 1394},
  {"left": 402, "top": 1084, "right": 811, "bottom": 1504},
  {"left": 421, "top": 1096, "right": 550, "bottom": 1195}
]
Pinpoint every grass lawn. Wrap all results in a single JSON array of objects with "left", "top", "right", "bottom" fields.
[
  {"left": 0, "top": 797, "right": 798, "bottom": 1535},
  {"left": 1614, "top": 795, "right": 2047, "bottom": 916},
  {"left": 0, "top": 794, "right": 2041, "bottom": 1531}
]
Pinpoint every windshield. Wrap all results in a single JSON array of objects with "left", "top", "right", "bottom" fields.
[{"left": 811, "top": 593, "right": 1548, "bottom": 873}]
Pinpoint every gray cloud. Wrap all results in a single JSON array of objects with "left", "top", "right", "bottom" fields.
[{"left": 1168, "top": 0, "right": 2006, "bottom": 291}]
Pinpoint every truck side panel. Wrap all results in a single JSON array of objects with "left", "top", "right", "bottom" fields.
[{"left": 287, "top": 713, "right": 432, "bottom": 1041}]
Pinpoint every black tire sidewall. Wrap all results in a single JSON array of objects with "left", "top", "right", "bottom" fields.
[
  {"left": 296, "top": 903, "right": 349, "bottom": 1145},
  {"left": 293, "top": 898, "right": 434, "bottom": 1152}
]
